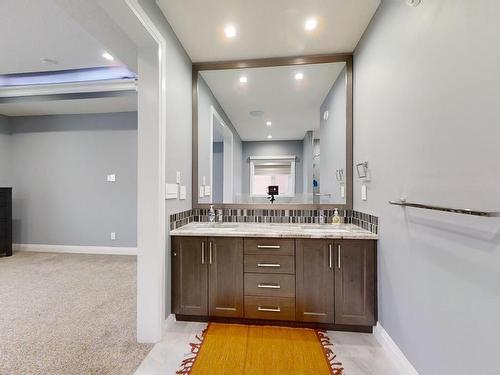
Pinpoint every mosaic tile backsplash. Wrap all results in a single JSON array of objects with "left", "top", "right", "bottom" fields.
[{"left": 169, "top": 208, "right": 378, "bottom": 234}]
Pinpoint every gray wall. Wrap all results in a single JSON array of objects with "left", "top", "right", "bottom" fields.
[
  {"left": 0, "top": 116, "right": 11, "bottom": 187},
  {"left": 241, "top": 140, "right": 303, "bottom": 196},
  {"left": 302, "top": 131, "right": 313, "bottom": 194},
  {"left": 8, "top": 112, "right": 137, "bottom": 247},
  {"left": 353, "top": 0, "right": 500, "bottom": 374},
  {"left": 320, "top": 68, "right": 346, "bottom": 204},
  {"left": 197, "top": 76, "right": 242, "bottom": 203}
]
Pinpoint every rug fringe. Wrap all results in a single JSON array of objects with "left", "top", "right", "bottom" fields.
[
  {"left": 175, "top": 326, "right": 208, "bottom": 374},
  {"left": 316, "top": 330, "right": 345, "bottom": 375}
]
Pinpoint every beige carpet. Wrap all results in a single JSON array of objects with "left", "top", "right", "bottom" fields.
[{"left": 0, "top": 251, "right": 152, "bottom": 375}]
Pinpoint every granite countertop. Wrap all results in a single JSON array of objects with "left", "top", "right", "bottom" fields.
[{"left": 170, "top": 222, "right": 378, "bottom": 240}]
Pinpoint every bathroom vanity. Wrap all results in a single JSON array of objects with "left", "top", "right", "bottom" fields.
[
  {"left": 176, "top": 53, "right": 379, "bottom": 332},
  {"left": 171, "top": 222, "right": 377, "bottom": 332}
]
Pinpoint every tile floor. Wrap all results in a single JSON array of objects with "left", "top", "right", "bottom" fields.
[{"left": 135, "top": 318, "right": 401, "bottom": 375}]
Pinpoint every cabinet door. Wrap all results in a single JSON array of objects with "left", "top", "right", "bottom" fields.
[
  {"left": 172, "top": 237, "right": 208, "bottom": 316},
  {"left": 208, "top": 237, "right": 244, "bottom": 318},
  {"left": 296, "top": 239, "right": 334, "bottom": 323},
  {"left": 334, "top": 240, "right": 376, "bottom": 326}
]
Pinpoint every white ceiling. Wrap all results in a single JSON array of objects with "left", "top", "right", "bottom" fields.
[
  {"left": 0, "top": 0, "right": 124, "bottom": 74},
  {"left": 0, "top": 95, "right": 137, "bottom": 117},
  {"left": 201, "top": 63, "right": 345, "bottom": 141},
  {"left": 157, "top": 0, "right": 380, "bottom": 62}
]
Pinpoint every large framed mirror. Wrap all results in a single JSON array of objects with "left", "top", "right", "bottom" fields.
[{"left": 193, "top": 54, "right": 352, "bottom": 209}]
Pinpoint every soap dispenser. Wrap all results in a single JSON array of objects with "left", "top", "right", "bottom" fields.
[
  {"left": 331, "top": 208, "right": 342, "bottom": 225},
  {"left": 208, "top": 205, "right": 216, "bottom": 223}
]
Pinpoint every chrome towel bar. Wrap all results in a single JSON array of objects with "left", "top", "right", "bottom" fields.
[{"left": 389, "top": 200, "right": 500, "bottom": 217}]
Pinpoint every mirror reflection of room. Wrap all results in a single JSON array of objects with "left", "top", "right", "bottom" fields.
[{"left": 198, "top": 62, "right": 347, "bottom": 205}]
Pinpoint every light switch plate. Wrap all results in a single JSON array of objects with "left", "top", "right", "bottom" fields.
[
  {"left": 165, "top": 183, "right": 178, "bottom": 199},
  {"left": 204, "top": 185, "right": 211, "bottom": 196},
  {"left": 202, "top": 176, "right": 206, "bottom": 185},
  {"left": 176, "top": 171, "right": 181, "bottom": 184},
  {"left": 340, "top": 185, "right": 345, "bottom": 198},
  {"left": 179, "top": 186, "right": 186, "bottom": 200},
  {"left": 110, "top": 232, "right": 116, "bottom": 240},
  {"left": 199, "top": 186, "right": 204, "bottom": 198},
  {"left": 361, "top": 184, "right": 367, "bottom": 201},
  {"left": 107, "top": 174, "right": 116, "bottom": 182}
]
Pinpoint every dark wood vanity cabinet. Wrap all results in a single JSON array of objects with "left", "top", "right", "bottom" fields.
[
  {"left": 172, "top": 237, "right": 208, "bottom": 316},
  {"left": 296, "top": 239, "right": 335, "bottom": 324},
  {"left": 172, "top": 236, "right": 243, "bottom": 318},
  {"left": 172, "top": 235, "right": 377, "bottom": 331},
  {"left": 296, "top": 239, "right": 376, "bottom": 327},
  {"left": 208, "top": 237, "right": 244, "bottom": 318},
  {"left": 334, "top": 240, "right": 376, "bottom": 326}
]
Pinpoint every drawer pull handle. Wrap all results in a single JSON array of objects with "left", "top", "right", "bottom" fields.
[
  {"left": 201, "top": 242, "right": 205, "bottom": 265},
  {"left": 257, "top": 245, "right": 281, "bottom": 249},
  {"left": 257, "top": 283, "right": 281, "bottom": 289},
  {"left": 257, "top": 263, "right": 281, "bottom": 268},
  {"left": 215, "top": 307, "right": 237, "bottom": 311},
  {"left": 258, "top": 306, "right": 281, "bottom": 312},
  {"left": 304, "top": 312, "right": 327, "bottom": 316}
]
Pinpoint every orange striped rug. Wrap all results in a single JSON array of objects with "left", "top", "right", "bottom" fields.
[{"left": 176, "top": 323, "right": 344, "bottom": 375}]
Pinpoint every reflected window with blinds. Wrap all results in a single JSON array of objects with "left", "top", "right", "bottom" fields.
[{"left": 249, "top": 156, "right": 296, "bottom": 197}]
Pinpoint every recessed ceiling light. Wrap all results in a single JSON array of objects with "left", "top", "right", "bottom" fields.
[
  {"left": 295, "top": 72, "right": 304, "bottom": 80},
  {"left": 102, "top": 51, "right": 114, "bottom": 61},
  {"left": 305, "top": 18, "right": 317, "bottom": 31},
  {"left": 266, "top": 121, "right": 272, "bottom": 126},
  {"left": 267, "top": 135, "right": 272, "bottom": 139},
  {"left": 239, "top": 76, "right": 247, "bottom": 83},
  {"left": 224, "top": 25, "right": 237, "bottom": 38}
]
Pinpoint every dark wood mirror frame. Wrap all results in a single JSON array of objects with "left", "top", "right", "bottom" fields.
[{"left": 192, "top": 53, "right": 353, "bottom": 210}]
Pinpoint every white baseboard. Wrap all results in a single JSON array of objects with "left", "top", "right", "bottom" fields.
[
  {"left": 373, "top": 322, "right": 419, "bottom": 375},
  {"left": 13, "top": 243, "right": 137, "bottom": 256},
  {"left": 165, "top": 314, "right": 175, "bottom": 326}
]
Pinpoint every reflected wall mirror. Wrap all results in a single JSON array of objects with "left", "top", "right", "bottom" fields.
[{"left": 193, "top": 55, "right": 352, "bottom": 209}]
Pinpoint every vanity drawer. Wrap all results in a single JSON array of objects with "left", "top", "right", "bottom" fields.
[
  {"left": 244, "top": 296, "right": 295, "bottom": 321},
  {"left": 244, "top": 255, "right": 295, "bottom": 274},
  {"left": 244, "top": 238, "right": 294, "bottom": 256},
  {"left": 244, "top": 273, "right": 295, "bottom": 298}
]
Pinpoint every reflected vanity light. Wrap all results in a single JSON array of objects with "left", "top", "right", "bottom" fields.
[
  {"left": 224, "top": 25, "right": 237, "bottom": 38},
  {"left": 304, "top": 18, "right": 317, "bottom": 31},
  {"left": 266, "top": 121, "right": 272, "bottom": 126},
  {"left": 295, "top": 72, "right": 304, "bottom": 80},
  {"left": 267, "top": 135, "right": 272, "bottom": 139},
  {"left": 239, "top": 76, "right": 248, "bottom": 83}
]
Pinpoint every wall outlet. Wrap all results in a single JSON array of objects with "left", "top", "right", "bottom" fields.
[
  {"left": 340, "top": 185, "right": 345, "bottom": 198},
  {"left": 107, "top": 174, "right": 116, "bottom": 182},
  {"left": 110, "top": 232, "right": 116, "bottom": 240},
  {"left": 176, "top": 171, "right": 181, "bottom": 184},
  {"left": 361, "top": 184, "right": 367, "bottom": 201}
]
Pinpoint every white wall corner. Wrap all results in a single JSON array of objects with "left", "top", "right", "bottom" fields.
[
  {"left": 13, "top": 244, "right": 137, "bottom": 256},
  {"left": 373, "top": 322, "right": 420, "bottom": 375}
]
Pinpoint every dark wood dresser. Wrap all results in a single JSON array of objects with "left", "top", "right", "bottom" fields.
[{"left": 0, "top": 187, "right": 12, "bottom": 257}]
